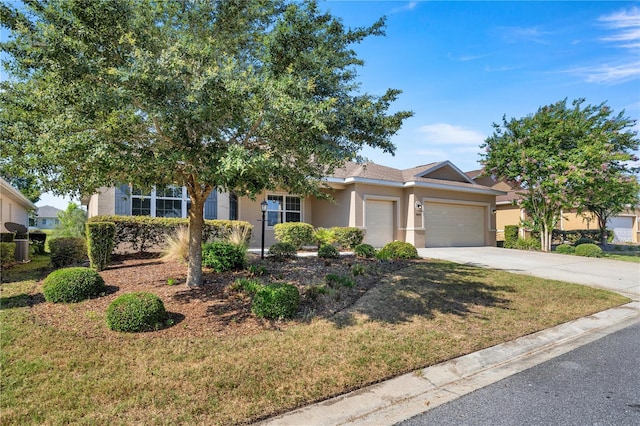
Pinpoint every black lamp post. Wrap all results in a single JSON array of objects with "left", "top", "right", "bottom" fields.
[{"left": 260, "top": 200, "right": 268, "bottom": 259}]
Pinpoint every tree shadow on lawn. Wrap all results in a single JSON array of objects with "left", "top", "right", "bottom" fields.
[{"left": 330, "top": 261, "right": 515, "bottom": 328}]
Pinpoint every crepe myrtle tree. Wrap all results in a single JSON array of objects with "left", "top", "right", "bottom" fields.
[
  {"left": 0, "top": 0, "right": 412, "bottom": 287},
  {"left": 481, "top": 99, "right": 638, "bottom": 252}
]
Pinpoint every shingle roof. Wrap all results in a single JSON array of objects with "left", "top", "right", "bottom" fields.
[{"left": 37, "top": 205, "right": 63, "bottom": 218}]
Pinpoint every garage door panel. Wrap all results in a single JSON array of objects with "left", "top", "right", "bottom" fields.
[
  {"left": 606, "top": 216, "right": 634, "bottom": 243},
  {"left": 425, "top": 203, "right": 485, "bottom": 247},
  {"left": 365, "top": 200, "right": 394, "bottom": 248}
]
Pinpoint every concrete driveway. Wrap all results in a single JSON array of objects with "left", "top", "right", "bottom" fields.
[{"left": 418, "top": 247, "right": 640, "bottom": 301}]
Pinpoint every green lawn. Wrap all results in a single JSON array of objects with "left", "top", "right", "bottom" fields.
[
  {"left": 0, "top": 255, "right": 630, "bottom": 425},
  {"left": 604, "top": 252, "right": 640, "bottom": 263}
]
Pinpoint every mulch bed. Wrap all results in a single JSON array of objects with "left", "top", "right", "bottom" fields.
[{"left": 29, "top": 253, "right": 411, "bottom": 338}]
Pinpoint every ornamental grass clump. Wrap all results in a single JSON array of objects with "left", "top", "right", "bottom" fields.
[
  {"left": 42, "top": 267, "right": 106, "bottom": 303},
  {"left": 575, "top": 243, "right": 603, "bottom": 258},
  {"left": 251, "top": 283, "right": 300, "bottom": 320},
  {"left": 106, "top": 292, "right": 168, "bottom": 332}
]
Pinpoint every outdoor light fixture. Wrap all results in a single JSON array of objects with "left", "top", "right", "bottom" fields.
[
  {"left": 491, "top": 208, "right": 497, "bottom": 215},
  {"left": 260, "top": 200, "right": 268, "bottom": 259},
  {"left": 415, "top": 201, "right": 423, "bottom": 213}
]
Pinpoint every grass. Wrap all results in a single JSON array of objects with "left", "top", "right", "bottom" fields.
[
  {"left": 603, "top": 252, "right": 640, "bottom": 263},
  {"left": 0, "top": 257, "right": 630, "bottom": 425}
]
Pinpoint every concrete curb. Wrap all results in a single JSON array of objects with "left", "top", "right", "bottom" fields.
[{"left": 257, "top": 302, "right": 639, "bottom": 426}]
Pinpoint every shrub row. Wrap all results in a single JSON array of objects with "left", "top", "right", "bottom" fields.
[
  {"left": 274, "top": 222, "right": 364, "bottom": 250},
  {"left": 86, "top": 222, "right": 116, "bottom": 271},
  {"left": 88, "top": 215, "right": 252, "bottom": 253}
]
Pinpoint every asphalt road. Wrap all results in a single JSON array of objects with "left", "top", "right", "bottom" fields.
[{"left": 397, "top": 321, "right": 640, "bottom": 426}]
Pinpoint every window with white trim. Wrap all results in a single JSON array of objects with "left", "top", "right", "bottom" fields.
[{"left": 266, "top": 195, "right": 301, "bottom": 226}]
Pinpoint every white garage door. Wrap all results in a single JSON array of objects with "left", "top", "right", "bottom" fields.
[
  {"left": 365, "top": 200, "right": 394, "bottom": 247},
  {"left": 606, "top": 216, "right": 634, "bottom": 243},
  {"left": 425, "top": 203, "right": 485, "bottom": 247}
]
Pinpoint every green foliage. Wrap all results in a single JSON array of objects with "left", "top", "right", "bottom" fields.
[
  {"left": 1, "top": 1, "right": 410, "bottom": 286},
  {"left": 42, "top": 267, "right": 106, "bottom": 303},
  {"left": 555, "top": 244, "right": 575, "bottom": 254},
  {"left": 230, "top": 278, "right": 264, "bottom": 296},
  {"left": 0, "top": 233, "right": 15, "bottom": 243},
  {"left": 376, "top": 241, "right": 419, "bottom": 260},
  {"left": 514, "top": 237, "right": 541, "bottom": 251},
  {"left": 312, "top": 227, "right": 336, "bottom": 249},
  {"left": 29, "top": 232, "right": 47, "bottom": 255},
  {"left": 504, "top": 225, "right": 519, "bottom": 249},
  {"left": 481, "top": 99, "right": 639, "bottom": 252},
  {"left": 202, "top": 242, "right": 247, "bottom": 273},
  {"left": 574, "top": 237, "right": 596, "bottom": 246},
  {"left": 274, "top": 222, "right": 314, "bottom": 249},
  {"left": 268, "top": 242, "right": 297, "bottom": 261},
  {"left": 106, "top": 292, "right": 168, "bottom": 332},
  {"left": 86, "top": 222, "right": 116, "bottom": 271},
  {"left": 318, "top": 244, "right": 340, "bottom": 259},
  {"left": 552, "top": 229, "right": 603, "bottom": 244},
  {"left": 88, "top": 216, "right": 252, "bottom": 253},
  {"left": 351, "top": 264, "right": 366, "bottom": 276},
  {"left": 52, "top": 203, "right": 86, "bottom": 239},
  {"left": 331, "top": 227, "right": 364, "bottom": 249},
  {"left": 325, "top": 273, "right": 354, "bottom": 288},
  {"left": 574, "top": 243, "right": 603, "bottom": 258},
  {"left": 354, "top": 243, "right": 376, "bottom": 258},
  {"left": 248, "top": 264, "right": 267, "bottom": 277},
  {"left": 251, "top": 283, "right": 300, "bottom": 320},
  {"left": 1, "top": 242, "right": 16, "bottom": 266},
  {"left": 48, "top": 237, "right": 86, "bottom": 268}
]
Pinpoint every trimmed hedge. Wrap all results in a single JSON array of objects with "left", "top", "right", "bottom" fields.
[
  {"left": 252, "top": 283, "right": 300, "bottom": 320},
  {"left": 1, "top": 242, "right": 15, "bottom": 266},
  {"left": 29, "top": 232, "right": 47, "bottom": 255},
  {"left": 377, "top": 241, "right": 419, "bottom": 260},
  {"left": 202, "top": 241, "right": 247, "bottom": 272},
  {"left": 354, "top": 243, "right": 376, "bottom": 258},
  {"left": 274, "top": 222, "right": 314, "bottom": 249},
  {"left": 331, "top": 227, "right": 364, "bottom": 249},
  {"left": 42, "top": 267, "right": 106, "bottom": 303},
  {"left": 555, "top": 244, "right": 575, "bottom": 254},
  {"left": 268, "top": 242, "right": 297, "bottom": 261},
  {"left": 49, "top": 237, "right": 87, "bottom": 268},
  {"left": 575, "top": 243, "right": 603, "bottom": 258},
  {"left": 318, "top": 244, "right": 340, "bottom": 259},
  {"left": 504, "top": 225, "right": 519, "bottom": 249},
  {"left": 552, "top": 229, "right": 606, "bottom": 244},
  {"left": 0, "top": 232, "right": 15, "bottom": 243},
  {"left": 86, "top": 222, "right": 116, "bottom": 271},
  {"left": 106, "top": 292, "right": 168, "bottom": 332},
  {"left": 88, "top": 215, "right": 252, "bottom": 253}
]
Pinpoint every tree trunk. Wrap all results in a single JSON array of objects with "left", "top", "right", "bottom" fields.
[
  {"left": 540, "top": 223, "right": 551, "bottom": 252},
  {"left": 597, "top": 214, "right": 608, "bottom": 246},
  {"left": 186, "top": 194, "right": 206, "bottom": 288}
]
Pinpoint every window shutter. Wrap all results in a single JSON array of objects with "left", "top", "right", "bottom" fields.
[
  {"left": 115, "top": 184, "right": 131, "bottom": 215},
  {"left": 204, "top": 190, "right": 217, "bottom": 220}
]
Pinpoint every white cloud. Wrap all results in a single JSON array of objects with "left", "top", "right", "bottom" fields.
[
  {"left": 497, "top": 26, "right": 551, "bottom": 44},
  {"left": 598, "top": 6, "right": 640, "bottom": 48},
  {"left": 391, "top": 2, "right": 418, "bottom": 15},
  {"left": 565, "top": 61, "right": 640, "bottom": 84},
  {"left": 418, "top": 123, "right": 486, "bottom": 145}
]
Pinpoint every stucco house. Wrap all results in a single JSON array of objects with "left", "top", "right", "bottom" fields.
[
  {"left": 84, "top": 161, "right": 504, "bottom": 248},
  {"left": 34, "top": 205, "right": 63, "bottom": 230},
  {"left": 1, "top": 177, "right": 36, "bottom": 234},
  {"left": 467, "top": 170, "right": 640, "bottom": 244}
]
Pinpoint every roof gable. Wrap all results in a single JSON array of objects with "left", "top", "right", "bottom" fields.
[{"left": 413, "top": 161, "right": 475, "bottom": 184}]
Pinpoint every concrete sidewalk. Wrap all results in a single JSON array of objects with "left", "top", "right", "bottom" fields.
[{"left": 258, "top": 302, "right": 639, "bottom": 426}]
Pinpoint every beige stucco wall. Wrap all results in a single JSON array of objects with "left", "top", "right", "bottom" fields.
[
  {"left": 496, "top": 205, "right": 522, "bottom": 240},
  {"left": 86, "top": 187, "right": 116, "bottom": 218},
  {"left": 0, "top": 193, "right": 31, "bottom": 229}
]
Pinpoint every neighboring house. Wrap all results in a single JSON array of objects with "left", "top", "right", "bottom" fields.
[
  {"left": 35, "top": 205, "right": 62, "bottom": 229},
  {"left": 466, "top": 170, "right": 640, "bottom": 243},
  {"left": 84, "top": 161, "right": 504, "bottom": 249},
  {"left": 0, "top": 177, "right": 36, "bottom": 233}
]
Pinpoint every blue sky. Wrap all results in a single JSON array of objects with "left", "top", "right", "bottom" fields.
[
  {"left": 4, "top": 1, "right": 640, "bottom": 209},
  {"left": 321, "top": 1, "right": 640, "bottom": 173}
]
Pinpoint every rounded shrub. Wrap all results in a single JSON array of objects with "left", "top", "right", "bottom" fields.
[
  {"left": 331, "top": 227, "right": 364, "bottom": 249},
  {"left": 376, "top": 241, "right": 419, "bottom": 260},
  {"left": 354, "top": 243, "right": 376, "bottom": 258},
  {"left": 555, "top": 244, "right": 575, "bottom": 254},
  {"left": 106, "top": 292, "right": 168, "bottom": 332},
  {"left": 318, "top": 244, "right": 340, "bottom": 259},
  {"left": 268, "top": 242, "right": 297, "bottom": 261},
  {"left": 49, "top": 237, "right": 87, "bottom": 268},
  {"left": 273, "top": 222, "right": 314, "bottom": 249},
  {"left": 202, "top": 241, "right": 246, "bottom": 272},
  {"left": 354, "top": 243, "right": 376, "bottom": 259},
  {"left": 252, "top": 283, "right": 300, "bottom": 320},
  {"left": 42, "top": 267, "right": 106, "bottom": 303},
  {"left": 575, "top": 243, "right": 603, "bottom": 258}
]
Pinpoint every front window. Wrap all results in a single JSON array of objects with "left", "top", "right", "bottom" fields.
[
  {"left": 267, "top": 195, "right": 301, "bottom": 226},
  {"left": 155, "top": 185, "right": 183, "bottom": 218}
]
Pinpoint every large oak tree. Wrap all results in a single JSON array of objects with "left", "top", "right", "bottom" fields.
[
  {"left": 1, "top": 0, "right": 412, "bottom": 286},
  {"left": 481, "top": 99, "right": 638, "bottom": 251}
]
